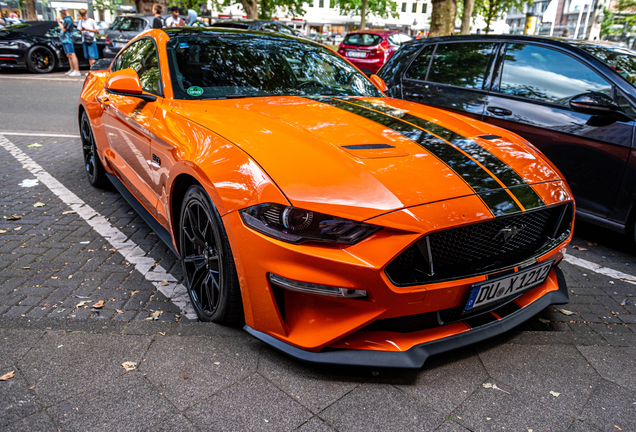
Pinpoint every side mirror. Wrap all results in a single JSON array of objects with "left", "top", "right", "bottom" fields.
[
  {"left": 569, "top": 92, "right": 630, "bottom": 122},
  {"left": 369, "top": 74, "right": 388, "bottom": 93},
  {"left": 104, "top": 68, "right": 157, "bottom": 102}
]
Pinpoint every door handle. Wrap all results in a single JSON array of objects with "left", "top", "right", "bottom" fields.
[{"left": 487, "top": 106, "right": 512, "bottom": 116}]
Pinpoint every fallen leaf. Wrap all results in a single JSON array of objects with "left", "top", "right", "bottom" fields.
[
  {"left": 27, "top": 143, "right": 42, "bottom": 148},
  {"left": 621, "top": 298, "right": 629, "bottom": 306},
  {"left": 0, "top": 371, "right": 15, "bottom": 381},
  {"left": 62, "top": 211, "right": 76, "bottom": 215},
  {"left": 482, "top": 383, "right": 510, "bottom": 394},
  {"left": 116, "top": 309, "right": 124, "bottom": 314},
  {"left": 538, "top": 318, "right": 550, "bottom": 324},
  {"left": 22, "top": 165, "right": 30, "bottom": 169},
  {"left": 74, "top": 295, "right": 90, "bottom": 299},
  {"left": 92, "top": 300, "right": 105, "bottom": 309},
  {"left": 80, "top": 241, "right": 89, "bottom": 244},
  {"left": 572, "top": 246, "right": 587, "bottom": 251},
  {"left": 549, "top": 391, "right": 561, "bottom": 397},
  {"left": 76, "top": 300, "right": 88, "bottom": 308},
  {"left": 609, "top": 281, "right": 615, "bottom": 285},
  {"left": 144, "top": 310, "right": 163, "bottom": 321},
  {"left": 214, "top": 362, "right": 220, "bottom": 365},
  {"left": 22, "top": 266, "right": 30, "bottom": 270},
  {"left": 615, "top": 426, "right": 622, "bottom": 431},
  {"left": 0, "top": 230, "right": 5, "bottom": 234},
  {"left": 160, "top": 280, "right": 169, "bottom": 286},
  {"left": 560, "top": 309, "right": 576, "bottom": 316},
  {"left": 14, "top": 226, "right": 21, "bottom": 231},
  {"left": 6, "top": 214, "right": 22, "bottom": 221},
  {"left": 121, "top": 361, "right": 137, "bottom": 371},
  {"left": 28, "top": 385, "right": 35, "bottom": 390},
  {"left": 159, "top": 332, "right": 166, "bottom": 336},
  {"left": 486, "top": 417, "right": 491, "bottom": 421},
  {"left": 131, "top": 290, "right": 139, "bottom": 296},
  {"left": 33, "top": 202, "right": 45, "bottom": 207},
  {"left": 183, "top": 376, "right": 188, "bottom": 380}
]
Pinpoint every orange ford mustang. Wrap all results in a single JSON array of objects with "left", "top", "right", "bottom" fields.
[{"left": 78, "top": 28, "right": 574, "bottom": 368}]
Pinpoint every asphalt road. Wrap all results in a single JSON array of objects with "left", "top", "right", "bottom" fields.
[{"left": 0, "top": 71, "right": 84, "bottom": 134}]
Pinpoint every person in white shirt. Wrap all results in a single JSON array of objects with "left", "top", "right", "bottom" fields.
[
  {"left": 77, "top": 9, "right": 99, "bottom": 68},
  {"left": 165, "top": 7, "right": 185, "bottom": 27}
]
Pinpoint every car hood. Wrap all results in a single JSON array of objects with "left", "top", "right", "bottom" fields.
[{"left": 169, "top": 96, "right": 562, "bottom": 221}]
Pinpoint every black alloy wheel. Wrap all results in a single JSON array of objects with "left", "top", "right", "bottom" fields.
[
  {"left": 180, "top": 185, "right": 243, "bottom": 324},
  {"left": 80, "top": 112, "right": 110, "bottom": 188},
  {"left": 26, "top": 45, "right": 56, "bottom": 73}
]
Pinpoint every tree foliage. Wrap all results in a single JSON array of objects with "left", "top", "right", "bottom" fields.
[
  {"left": 334, "top": 0, "right": 398, "bottom": 30},
  {"left": 475, "top": 0, "right": 530, "bottom": 33}
]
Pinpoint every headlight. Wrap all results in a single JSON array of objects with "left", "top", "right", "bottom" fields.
[{"left": 240, "top": 203, "right": 382, "bottom": 245}]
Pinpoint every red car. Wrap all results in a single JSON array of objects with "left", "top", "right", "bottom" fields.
[{"left": 338, "top": 29, "right": 412, "bottom": 75}]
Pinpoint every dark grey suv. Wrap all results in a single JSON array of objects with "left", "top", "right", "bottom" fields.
[{"left": 378, "top": 35, "right": 636, "bottom": 240}]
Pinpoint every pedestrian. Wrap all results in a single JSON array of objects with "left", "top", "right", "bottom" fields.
[
  {"left": 56, "top": 8, "right": 80, "bottom": 77},
  {"left": 165, "top": 6, "right": 185, "bottom": 27},
  {"left": 77, "top": 9, "right": 99, "bottom": 69},
  {"left": 187, "top": 9, "right": 198, "bottom": 26},
  {"left": 152, "top": 4, "right": 163, "bottom": 28}
]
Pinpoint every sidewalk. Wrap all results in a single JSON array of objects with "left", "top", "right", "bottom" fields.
[{"left": 1, "top": 311, "right": 635, "bottom": 431}]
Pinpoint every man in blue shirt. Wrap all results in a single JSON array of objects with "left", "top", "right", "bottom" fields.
[{"left": 56, "top": 8, "right": 80, "bottom": 77}]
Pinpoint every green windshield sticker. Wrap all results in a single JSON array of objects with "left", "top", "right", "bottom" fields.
[{"left": 187, "top": 86, "right": 204, "bottom": 97}]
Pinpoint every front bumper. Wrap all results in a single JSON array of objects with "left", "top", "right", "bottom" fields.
[{"left": 246, "top": 266, "right": 569, "bottom": 368}]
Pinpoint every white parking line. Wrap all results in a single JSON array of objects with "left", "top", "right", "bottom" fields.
[
  {"left": 0, "top": 132, "right": 81, "bottom": 138},
  {"left": 564, "top": 255, "right": 636, "bottom": 285},
  {"left": 0, "top": 135, "right": 197, "bottom": 319}
]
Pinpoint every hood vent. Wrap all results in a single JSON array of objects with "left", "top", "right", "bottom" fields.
[{"left": 340, "top": 144, "right": 409, "bottom": 159}]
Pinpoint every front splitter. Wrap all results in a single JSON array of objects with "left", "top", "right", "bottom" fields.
[{"left": 244, "top": 267, "right": 569, "bottom": 369}]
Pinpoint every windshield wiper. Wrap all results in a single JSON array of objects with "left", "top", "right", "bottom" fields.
[{"left": 202, "top": 94, "right": 256, "bottom": 100}]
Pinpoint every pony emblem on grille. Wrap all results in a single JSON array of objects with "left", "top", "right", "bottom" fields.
[{"left": 495, "top": 224, "right": 526, "bottom": 245}]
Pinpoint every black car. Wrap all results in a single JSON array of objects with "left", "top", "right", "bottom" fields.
[
  {"left": 210, "top": 20, "right": 296, "bottom": 36},
  {"left": 379, "top": 35, "right": 636, "bottom": 239},
  {"left": 104, "top": 14, "right": 207, "bottom": 58},
  {"left": 0, "top": 21, "right": 105, "bottom": 73}
]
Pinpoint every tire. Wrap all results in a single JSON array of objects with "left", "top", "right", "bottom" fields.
[
  {"left": 26, "top": 45, "right": 56, "bottom": 74},
  {"left": 80, "top": 111, "right": 110, "bottom": 189},
  {"left": 179, "top": 185, "right": 244, "bottom": 325}
]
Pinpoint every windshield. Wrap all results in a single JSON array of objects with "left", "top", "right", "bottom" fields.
[
  {"left": 343, "top": 33, "right": 382, "bottom": 47},
  {"left": 578, "top": 44, "right": 636, "bottom": 88},
  {"left": 166, "top": 35, "right": 383, "bottom": 100}
]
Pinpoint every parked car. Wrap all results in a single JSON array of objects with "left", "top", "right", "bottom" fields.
[
  {"left": 338, "top": 29, "right": 411, "bottom": 75},
  {"left": 79, "top": 27, "right": 574, "bottom": 368},
  {"left": 210, "top": 20, "right": 296, "bottom": 36},
  {"left": 0, "top": 21, "right": 105, "bottom": 73},
  {"left": 379, "top": 35, "right": 636, "bottom": 239},
  {"left": 104, "top": 14, "right": 206, "bottom": 58}
]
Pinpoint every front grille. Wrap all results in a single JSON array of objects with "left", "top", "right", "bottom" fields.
[{"left": 385, "top": 203, "right": 572, "bottom": 286}]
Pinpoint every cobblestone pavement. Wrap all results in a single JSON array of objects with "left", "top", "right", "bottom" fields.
[{"left": 1, "top": 132, "right": 636, "bottom": 431}]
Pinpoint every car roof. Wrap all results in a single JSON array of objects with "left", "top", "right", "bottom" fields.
[
  {"left": 3, "top": 21, "right": 56, "bottom": 36},
  {"left": 163, "top": 27, "right": 313, "bottom": 45},
  {"left": 346, "top": 29, "right": 403, "bottom": 36},
  {"left": 410, "top": 34, "right": 636, "bottom": 53}
]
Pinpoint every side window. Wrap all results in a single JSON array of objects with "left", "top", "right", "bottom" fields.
[
  {"left": 262, "top": 24, "right": 277, "bottom": 32},
  {"left": 388, "top": 34, "right": 400, "bottom": 46},
  {"left": 405, "top": 44, "right": 435, "bottom": 81},
  {"left": 427, "top": 42, "right": 496, "bottom": 89},
  {"left": 122, "top": 39, "right": 161, "bottom": 95},
  {"left": 498, "top": 44, "right": 612, "bottom": 104},
  {"left": 399, "top": 34, "right": 412, "bottom": 44}
]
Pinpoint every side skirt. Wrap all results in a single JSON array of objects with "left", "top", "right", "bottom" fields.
[{"left": 106, "top": 172, "right": 179, "bottom": 257}]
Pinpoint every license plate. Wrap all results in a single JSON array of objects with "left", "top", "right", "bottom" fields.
[
  {"left": 347, "top": 51, "right": 367, "bottom": 58},
  {"left": 464, "top": 261, "right": 553, "bottom": 311}
]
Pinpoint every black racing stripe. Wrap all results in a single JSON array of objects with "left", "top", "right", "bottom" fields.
[
  {"left": 335, "top": 97, "right": 546, "bottom": 211},
  {"left": 311, "top": 96, "right": 522, "bottom": 215}
]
